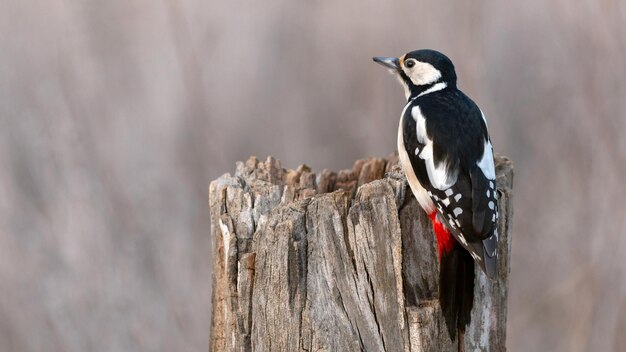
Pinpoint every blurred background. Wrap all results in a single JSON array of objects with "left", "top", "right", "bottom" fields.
[{"left": 1, "top": 0, "right": 625, "bottom": 351}]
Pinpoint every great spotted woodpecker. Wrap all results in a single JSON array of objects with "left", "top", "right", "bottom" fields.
[{"left": 373, "top": 49, "right": 498, "bottom": 339}]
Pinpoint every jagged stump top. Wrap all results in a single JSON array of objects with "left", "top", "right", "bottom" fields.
[{"left": 209, "top": 154, "right": 513, "bottom": 352}]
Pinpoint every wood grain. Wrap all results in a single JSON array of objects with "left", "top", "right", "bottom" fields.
[{"left": 209, "top": 154, "right": 513, "bottom": 351}]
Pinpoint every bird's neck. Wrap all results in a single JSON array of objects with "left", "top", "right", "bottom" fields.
[{"left": 408, "top": 80, "right": 451, "bottom": 100}]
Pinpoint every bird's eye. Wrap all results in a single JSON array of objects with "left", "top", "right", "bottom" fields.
[{"left": 405, "top": 60, "right": 416, "bottom": 68}]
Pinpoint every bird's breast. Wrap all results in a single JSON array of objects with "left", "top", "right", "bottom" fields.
[{"left": 397, "top": 111, "right": 435, "bottom": 214}]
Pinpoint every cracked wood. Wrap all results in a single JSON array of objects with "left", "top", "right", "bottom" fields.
[{"left": 209, "top": 154, "right": 513, "bottom": 352}]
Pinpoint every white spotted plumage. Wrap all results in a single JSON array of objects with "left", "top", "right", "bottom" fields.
[{"left": 374, "top": 49, "right": 499, "bottom": 278}]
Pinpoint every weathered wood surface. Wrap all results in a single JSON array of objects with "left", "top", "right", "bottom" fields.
[{"left": 209, "top": 154, "right": 513, "bottom": 352}]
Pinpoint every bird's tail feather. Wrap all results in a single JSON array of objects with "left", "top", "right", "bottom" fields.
[{"left": 439, "top": 243, "right": 475, "bottom": 341}]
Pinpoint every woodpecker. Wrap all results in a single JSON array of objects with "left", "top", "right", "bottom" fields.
[{"left": 373, "top": 49, "right": 498, "bottom": 339}]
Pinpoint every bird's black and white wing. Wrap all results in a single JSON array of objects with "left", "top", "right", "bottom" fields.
[{"left": 402, "top": 91, "right": 499, "bottom": 277}]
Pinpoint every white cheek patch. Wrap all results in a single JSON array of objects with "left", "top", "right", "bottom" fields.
[
  {"left": 408, "top": 61, "right": 442, "bottom": 86},
  {"left": 412, "top": 105, "right": 459, "bottom": 190}
]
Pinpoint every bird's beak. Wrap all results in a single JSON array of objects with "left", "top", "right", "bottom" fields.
[{"left": 373, "top": 56, "right": 400, "bottom": 71}]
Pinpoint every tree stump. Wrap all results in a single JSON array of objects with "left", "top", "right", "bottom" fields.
[{"left": 209, "top": 154, "right": 513, "bottom": 352}]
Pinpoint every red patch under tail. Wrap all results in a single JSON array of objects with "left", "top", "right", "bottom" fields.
[
  {"left": 429, "top": 211, "right": 474, "bottom": 341},
  {"left": 428, "top": 211, "right": 456, "bottom": 258}
]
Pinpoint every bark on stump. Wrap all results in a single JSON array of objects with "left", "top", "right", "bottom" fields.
[{"left": 209, "top": 154, "right": 513, "bottom": 352}]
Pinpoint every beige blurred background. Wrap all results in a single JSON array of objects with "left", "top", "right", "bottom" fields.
[{"left": 1, "top": 0, "right": 625, "bottom": 351}]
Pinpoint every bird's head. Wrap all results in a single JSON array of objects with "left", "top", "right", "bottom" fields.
[{"left": 373, "top": 49, "right": 457, "bottom": 99}]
